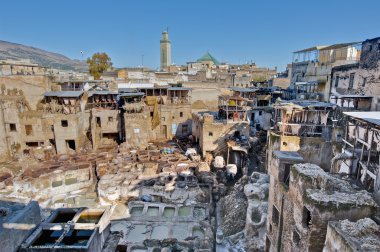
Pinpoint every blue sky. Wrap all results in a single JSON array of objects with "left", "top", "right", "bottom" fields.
[{"left": 1, "top": 0, "right": 379, "bottom": 71}]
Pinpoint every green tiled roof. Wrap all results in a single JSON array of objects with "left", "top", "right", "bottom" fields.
[{"left": 197, "top": 52, "right": 220, "bottom": 65}]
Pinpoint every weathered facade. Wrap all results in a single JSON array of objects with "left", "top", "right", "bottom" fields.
[
  {"left": 332, "top": 111, "right": 380, "bottom": 204},
  {"left": 89, "top": 91, "right": 120, "bottom": 150},
  {"left": 266, "top": 161, "right": 377, "bottom": 252},
  {"left": 330, "top": 37, "right": 380, "bottom": 111},
  {"left": 192, "top": 95, "right": 251, "bottom": 157},
  {"left": 323, "top": 218, "right": 380, "bottom": 252},
  {"left": 291, "top": 43, "right": 361, "bottom": 102},
  {"left": 120, "top": 86, "right": 192, "bottom": 147},
  {"left": 267, "top": 100, "right": 343, "bottom": 170}
]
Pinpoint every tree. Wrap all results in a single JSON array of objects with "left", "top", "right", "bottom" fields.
[{"left": 86, "top": 52, "right": 113, "bottom": 80}]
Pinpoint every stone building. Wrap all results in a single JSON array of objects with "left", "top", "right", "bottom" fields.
[
  {"left": 119, "top": 91, "right": 149, "bottom": 147},
  {"left": 88, "top": 91, "right": 120, "bottom": 150},
  {"left": 330, "top": 37, "right": 380, "bottom": 111},
  {"left": 357, "top": 37, "right": 380, "bottom": 110},
  {"left": 40, "top": 91, "right": 91, "bottom": 154},
  {"left": 0, "top": 59, "right": 49, "bottom": 76},
  {"left": 119, "top": 85, "right": 192, "bottom": 147},
  {"left": 0, "top": 87, "right": 31, "bottom": 161},
  {"left": 329, "top": 63, "right": 372, "bottom": 111},
  {"left": 160, "top": 86, "right": 192, "bottom": 139},
  {"left": 192, "top": 95, "right": 250, "bottom": 157},
  {"left": 14, "top": 90, "right": 90, "bottom": 157},
  {"left": 266, "top": 160, "right": 377, "bottom": 252},
  {"left": 269, "top": 64, "right": 292, "bottom": 89},
  {"left": 267, "top": 100, "right": 343, "bottom": 170},
  {"left": 230, "top": 86, "right": 282, "bottom": 131},
  {"left": 291, "top": 42, "right": 361, "bottom": 102},
  {"left": 117, "top": 68, "right": 155, "bottom": 83}
]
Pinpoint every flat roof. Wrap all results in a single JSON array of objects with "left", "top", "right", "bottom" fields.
[
  {"left": 331, "top": 92, "right": 372, "bottom": 99},
  {"left": 295, "top": 81, "right": 318, "bottom": 85},
  {"left": 343, "top": 111, "right": 380, "bottom": 126},
  {"left": 230, "top": 87, "right": 255, "bottom": 92},
  {"left": 118, "top": 92, "right": 145, "bottom": 97},
  {"left": 320, "top": 42, "right": 362, "bottom": 50},
  {"left": 139, "top": 86, "right": 169, "bottom": 90},
  {"left": 119, "top": 88, "right": 139, "bottom": 93},
  {"left": 293, "top": 45, "right": 329, "bottom": 53},
  {"left": 273, "top": 151, "right": 304, "bottom": 161},
  {"left": 44, "top": 91, "right": 83, "bottom": 98},
  {"left": 88, "top": 91, "right": 118, "bottom": 96},
  {"left": 274, "top": 100, "right": 337, "bottom": 109},
  {"left": 167, "top": 87, "right": 192, "bottom": 91},
  {"left": 57, "top": 80, "right": 112, "bottom": 83},
  {"left": 118, "top": 83, "right": 154, "bottom": 89},
  {"left": 219, "top": 94, "right": 249, "bottom": 100}
]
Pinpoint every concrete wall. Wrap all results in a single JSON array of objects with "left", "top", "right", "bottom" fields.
[
  {"left": 0, "top": 96, "right": 27, "bottom": 161},
  {"left": 12, "top": 164, "right": 93, "bottom": 202},
  {"left": 91, "top": 109, "right": 120, "bottom": 149},
  {"left": 160, "top": 104, "right": 192, "bottom": 139},
  {"left": 182, "top": 82, "right": 225, "bottom": 110},
  {"left": 124, "top": 112, "right": 152, "bottom": 147},
  {"left": 52, "top": 112, "right": 90, "bottom": 154},
  {"left": 267, "top": 129, "right": 343, "bottom": 171},
  {"left": 0, "top": 75, "right": 52, "bottom": 109}
]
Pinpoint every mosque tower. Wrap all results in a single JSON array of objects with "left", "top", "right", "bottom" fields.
[{"left": 160, "top": 30, "right": 171, "bottom": 71}]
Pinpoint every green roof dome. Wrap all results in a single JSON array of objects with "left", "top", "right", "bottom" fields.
[{"left": 197, "top": 52, "right": 220, "bottom": 65}]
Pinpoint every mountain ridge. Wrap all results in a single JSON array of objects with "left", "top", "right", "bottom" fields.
[{"left": 0, "top": 40, "right": 88, "bottom": 72}]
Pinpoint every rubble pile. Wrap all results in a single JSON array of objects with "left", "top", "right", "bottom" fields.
[
  {"left": 216, "top": 172, "right": 269, "bottom": 251},
  {"left": 219, "top": 186, "right": 248, "bottom": 236}
]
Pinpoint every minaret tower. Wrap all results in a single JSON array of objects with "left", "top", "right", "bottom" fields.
[{"left": 160, "top": 30, "right": 171, "bottom": 71}]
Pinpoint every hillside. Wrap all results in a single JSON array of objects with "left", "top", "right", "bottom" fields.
[{"left": 0, "top": 40, "right": 87, "bottom": 72}]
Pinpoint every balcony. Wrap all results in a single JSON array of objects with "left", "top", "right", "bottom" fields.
[
  {"left": 122, "top": 102, "right": 146, "bottom": 113},
  {"left": 273, "top": 122, "right": 331, "bottom": 137}
]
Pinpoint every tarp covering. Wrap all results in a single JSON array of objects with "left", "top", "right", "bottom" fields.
[
  {"left": 146, "top": 96, "right": 157, "bottom": 106},
  {"left": 151, "top": 99, "right": 160, "bottom": 130},
  {"left": 257, "top": 95, "right": 271, "bottom": 101}
]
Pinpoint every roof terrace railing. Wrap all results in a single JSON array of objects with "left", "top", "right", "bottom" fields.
[{"left": 167, "top": 97, "right": 191, "bottom": 105}]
